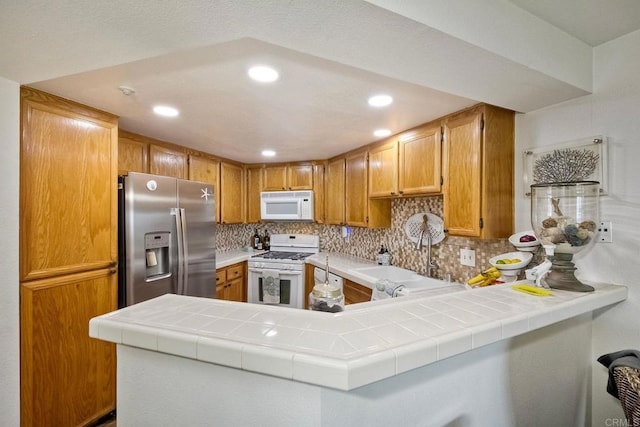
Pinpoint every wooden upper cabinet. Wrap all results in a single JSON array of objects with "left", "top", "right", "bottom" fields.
[
  {"left": 442, "top": 104, "right": 514, "bottom": 238},
  {"left": 246, "top": 166, "right": 263, "bottom": 223},
  {"left": 399, "top": 124, "right": 442, "bottom": 195},
  {"left": 149, "top": 144, "right": 188, "bottom": 179},
  {"left": 263, "top": 165, "right": 288, "bottom": 190},
  {"left": 220, "top": 161, "right": 245, "bottom": 224},
  {"left": 345, "top": 150, "right": 391, "bottom": 228},
  {"left": 118, "top": 131, "right": 148, "bottom": 174},
  {"left": 313, "top": 163, "right": 325, "bottom": 223},
  {"left": 263, "top": 164, "right": 313, "bottom": 191},
  {"left": 188, "top": 155, "right": 220, "bottom": 221},
  {"left": 345, "top": 150, "right": 368, "bottom": 227},
  {"left": 368, "top": 140, "right": 398, "bottom": 197},
  {"left": 20, "top": 88, "right": 118, "bottom": 281},
  {"left": 325, "top": 158, "right": 346, "bottom": 225},
  {"left": 287, "top": 164, "right": 313, "bottom": 190}
]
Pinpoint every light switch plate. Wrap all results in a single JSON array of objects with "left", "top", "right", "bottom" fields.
[
  {"left": 460, "top": 248, "right": 476, "bottom": 267},
  {"left": 598, "top": 221, "right": 613, "bottom": 243}
]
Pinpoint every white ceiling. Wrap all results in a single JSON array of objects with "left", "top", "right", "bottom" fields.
[{"left": 2, "top": 0, "right": 640, "bottom": 164}]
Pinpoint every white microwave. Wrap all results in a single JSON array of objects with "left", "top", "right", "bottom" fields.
[{"left": 260, "top": 191, "right": 314, "bottom": 221}]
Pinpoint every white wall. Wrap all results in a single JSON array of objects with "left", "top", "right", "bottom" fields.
[
  {"left": 0, "top": 76, "right": 21, "bottom": 425},
  {"left": 515, "top": 30, "right": 640, "bottom": 426}
]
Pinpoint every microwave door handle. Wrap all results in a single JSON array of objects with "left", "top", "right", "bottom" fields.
[{"left": 172, "top": 208, "right": 185, "bottom": 296}]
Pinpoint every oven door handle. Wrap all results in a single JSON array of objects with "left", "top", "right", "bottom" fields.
[{"left": 248, "top": 268, "right": 303, "bottom": 276}]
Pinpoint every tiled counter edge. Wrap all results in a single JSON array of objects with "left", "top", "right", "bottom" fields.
[{"left": 89, "top": 282, "right": 627, "bottom": 391}]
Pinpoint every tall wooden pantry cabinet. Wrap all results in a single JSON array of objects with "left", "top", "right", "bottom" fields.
[{"left": 20, "top": 87, "right": 118, "bottom": 426}]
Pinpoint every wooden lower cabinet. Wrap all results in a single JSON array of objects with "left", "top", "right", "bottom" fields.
[
  {"left": 304, "top": 264, "right": 372, "bottom": 308},
  {"left": 343, "top": 279, "right": 372, "bottom": 305},
  {"left": 20, "top": 269, "right": 117, "bottom": 426},
  {"left": 216, "top": 262, "right": 245, "bottom": 302}
]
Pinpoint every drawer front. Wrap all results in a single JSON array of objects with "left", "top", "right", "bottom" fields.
[
  {"left": 216, "top": 270, "right": 227, "bottom": 284},
  {"left": 227, "top": 264, "right": 243, "bottom": 279}
]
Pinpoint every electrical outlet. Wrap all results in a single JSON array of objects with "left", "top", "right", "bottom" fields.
[
  {"left": 598, "top": 221, "right": 613, "bottom": 243},
  {"left": 460, "top": 248, "right": 476, "bottom": 267}
]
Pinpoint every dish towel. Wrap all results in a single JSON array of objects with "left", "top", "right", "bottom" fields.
[
  {"left": 371, "top": 279, "right": 405, "bottom": 301},
  {"left": 261, "top": 270, "right": 281, "bottom": 304},
  {"left": 597, "top": 349, "right": 640, "bottom": 398}
]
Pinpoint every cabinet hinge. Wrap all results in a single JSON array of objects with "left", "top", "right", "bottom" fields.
[
  {"left": 479, "top": 218, "right": 484, "bottom": 229},
  {"left": 366, "top": 216, "right": 369, "bottom": 223},
  {"left": 480, "top": 118, "right": 485, "bottom": 131},
  {"left": 440, "top": 127, "right": 444, "bottom": 143},
  {"left": 440, "top": 176, "right": 443, "bottom": 186}
]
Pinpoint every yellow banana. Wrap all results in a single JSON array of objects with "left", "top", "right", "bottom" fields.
[{"left": 467, "top": 267, "right": 502, "bottom": 287}]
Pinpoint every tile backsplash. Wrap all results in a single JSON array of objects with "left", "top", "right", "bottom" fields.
[{"left": 217, "top": 196, "right": 518, "bottom": 283}]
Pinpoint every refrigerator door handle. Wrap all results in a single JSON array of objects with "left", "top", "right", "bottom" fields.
[
  {"left": 179, "top": 208, "right": 189, "bottom": 295},
  {"left": 172, "top": 208, "right": 185, "bottom": 296}
]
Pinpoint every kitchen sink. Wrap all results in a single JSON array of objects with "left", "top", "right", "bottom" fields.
[
  {"left": 353, "top": 265, "right": 422, "bottom": 282},
  {"left": 352, "top": 265, "right": 456, "bottom": 293}
]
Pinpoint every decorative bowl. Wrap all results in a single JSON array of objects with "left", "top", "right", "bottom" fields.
[
  {"left": 508, "top": 230, "right": 540, "bottom": 252},
  {"left": 489, "top": 251, "right": 533, "bottom": 275}
]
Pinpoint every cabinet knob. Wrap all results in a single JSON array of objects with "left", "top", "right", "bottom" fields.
[
  {"left": 390, "top": 192, "right": 396, "bottom": 195},
  {"left": 399, "top": 190, "right": 404, "bottom": 194}
]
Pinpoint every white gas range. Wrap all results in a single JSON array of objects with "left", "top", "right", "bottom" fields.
[{"left": 247, "top": 234, "right": 320, "bottom": 309}]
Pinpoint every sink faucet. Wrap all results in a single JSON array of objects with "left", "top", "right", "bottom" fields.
[{"left": 416, "top": 214, "right": 437, "bottom": 277}]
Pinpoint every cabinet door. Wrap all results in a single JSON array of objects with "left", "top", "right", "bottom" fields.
[
  {"left": 246, "top": 167, "right": 263, "bottom": 223},
  {"left": 149, "top": 144, "right": 188, "bottom": 179},
  {"left": 263, "top": 165, "right": 288, "bottom": 191},
  {"left": 443, "top": 110, "right": 483, "bottom": 236},
  {"left": 118, "top": 133, "right": 148, "bottom": 174},
  {"left": 287, "top": 164, "right": 313, "bottom": 190},
  {"left": 227, "top": 277, "right": 244, "bottom": 302},
  {"left": 345, "top": 151, "right": 368, "bottom": 227},
  {"left": 368, "top": 140, "right": 398, "bottom": 197},
  {"left": 343, "top": 279, "right": 372, "bottom": 305},
  {"left": 20, "top": 89, "right": 118, "bottom": 282},
  {"left": 313, "top": 163, "right": 325, "bottom": 223},
  {"left": 20, "top": 269, "right": 117, "bottom": 426},
  {"left": 220, "top": 162, "right": 245, "bottom": 224},
  {"left": 189, "top": 155, "right": 220, "bottom": 221},
  {"left": 399, "top": 124, "right": 442, "bottom": 195},
  {"left": 325, "top": 158, "right": 345, "bottom": 225}
]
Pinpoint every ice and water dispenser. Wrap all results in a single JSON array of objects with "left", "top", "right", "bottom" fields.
[{"left": 144, "top": 232, "right": 171, "bottom": 280}]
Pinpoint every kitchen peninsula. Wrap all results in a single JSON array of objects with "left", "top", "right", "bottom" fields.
[{"left": 90, "top": 277, "right": 626, "bottom": 426}]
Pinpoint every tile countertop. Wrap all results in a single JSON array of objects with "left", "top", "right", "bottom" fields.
[
  {"left": 306, "top": 252, "right": 378, "bottom": 288},
  {"left": 216, "top": 249, "right": 265, "bottom": 269},
  {"left": 90, "top": 278, "right": 627, "bottom": 391}
]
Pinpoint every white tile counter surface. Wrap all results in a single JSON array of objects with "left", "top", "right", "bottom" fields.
[
  {"left": 90, "top": 279, "right": 627, "bottom": 391},
  {"left": 215, "top": 249, "right": 265, "bottom": 269}
]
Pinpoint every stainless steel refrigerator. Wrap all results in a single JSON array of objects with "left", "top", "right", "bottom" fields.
[{"left": 118, "top": 172, "right": 216, "bottom": 307}]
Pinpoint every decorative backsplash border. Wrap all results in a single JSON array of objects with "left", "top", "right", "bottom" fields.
[{"left": 216, "top": 196, "right": 518, "bottom": 284}]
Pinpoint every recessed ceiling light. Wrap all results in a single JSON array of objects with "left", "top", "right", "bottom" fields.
[
  {"left": 374, "top": 129, "right": 392, "bottom": 138},
  {"left": 248, "top": 66, "right": 279, "bottom": 83},
  {"left": 153, "top": 105, "right": 179, "bottom": 117},
  {"left": 262, "top": 150, "right": 276, "bottom": 157},
  {"left": 368, "top": 94, "right": 393, "bottom": 107}
]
